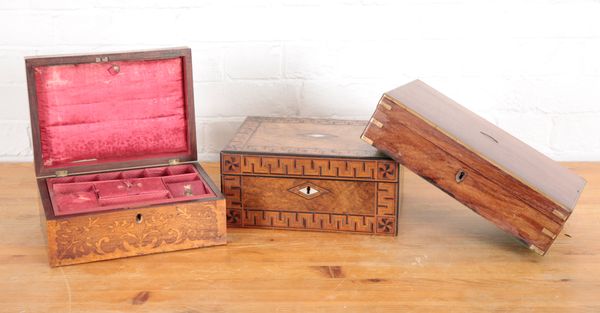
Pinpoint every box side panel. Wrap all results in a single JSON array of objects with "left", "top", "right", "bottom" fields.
[
  {"left": 46, "top": 199, "right": 226, "bottom": 267},
  {"left": 362, "top": 101, "right": 563, "bottom": 254}
]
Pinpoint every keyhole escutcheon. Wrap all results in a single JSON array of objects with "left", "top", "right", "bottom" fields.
[{"left": 455, "top": 169, "right": 467, "bottom": 183}]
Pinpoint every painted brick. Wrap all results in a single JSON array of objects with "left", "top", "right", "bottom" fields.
[
  {"left": 551, "top": 113, "right": 600, "bottom": 152},
  {"left": 0, "top": 50, "right": 32, "bottom": 84},
  {"left": 191, "top": 45, "right": 223, "bottom": 82},
  {"left": 0, "top": 122, "right": 31, "bottom": 157},
  {"left": 0, "top": 12, "right": 54, "bottom": 46},
  {"left": 196, "top": 81, "right": 300, "bottom": 117},
  {"left": 1, "top": 1, "right": 600, "bottom": 161},
  {"left": 199, "top": 118, "right": 245, "bottom": 155},
  {"left": 298, "top": 81, "right": 383, "bottom": 118},
  {"left": 0, "top": 84, "right": 30, "bottom": 120},
  {"left": 224, "top": 44, "right": 282, "bottom": 79}
]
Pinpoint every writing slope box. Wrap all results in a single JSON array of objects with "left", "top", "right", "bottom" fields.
[
  {"left": 361, "top": 80, "right": 586, "bottom": 255},
  {"left": 221, "top": 116, "right": 402, "bottom": 235},
  {"left": 26, "top": 48, "right": 226, "bottom": 266}
]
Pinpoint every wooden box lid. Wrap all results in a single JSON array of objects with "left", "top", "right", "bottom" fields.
[
  {"left": 362, "top": 80, "right": 586, "bottom": 254},
  {"left": 26, "top": 48, "right": 197, "bottom": 178},
  {"left": 223, "top": 116, "right": 389, "bottom": 159}
]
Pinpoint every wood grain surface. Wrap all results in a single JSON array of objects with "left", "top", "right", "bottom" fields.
[
  {"left": 222, "top": 116, "right": 387, "bottom": 158},
  {"left": 220, "top": 117, "right": 400, "bottom": 236},
  {"left": 362, "top": 84, "right": 586, "bottom": 254},
  {"left": 384, "top": 80, "right": 585, "bottom": 210},
  {"left": 1, "top": 162, "right": 599, "bottom": 312}
]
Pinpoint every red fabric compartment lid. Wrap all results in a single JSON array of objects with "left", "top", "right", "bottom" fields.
[{"left": 29, "top": 49, "right": 196, "bottom": 175}]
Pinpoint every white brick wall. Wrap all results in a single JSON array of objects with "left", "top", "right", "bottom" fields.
[{"left": 1, "top": 0, "right": 600, "bottom": 161}]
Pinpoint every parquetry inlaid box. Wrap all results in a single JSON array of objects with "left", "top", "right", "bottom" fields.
[
  {"left": 26, "top": 48, "right": 227, "bottom": 266},
  {"left": 362, "top": 80, "right": 586, "bottom": 255},
  {"left": 221, "top": 116, "right": 401, "bottom": 235}
]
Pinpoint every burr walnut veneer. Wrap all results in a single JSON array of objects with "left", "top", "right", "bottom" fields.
[
  {"left": 362, "top": 80, "right": 586, "bottom": 255},
  {"left": 26, "top": 48, "right": 226, "bottom": 266},
  {"left": 221, "top": 117, "right": 401, "bottom": 235}
]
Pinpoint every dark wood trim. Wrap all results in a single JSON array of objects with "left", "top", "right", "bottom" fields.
[{"left": 25, "top": 47, "right": 192, "bottom": 67}]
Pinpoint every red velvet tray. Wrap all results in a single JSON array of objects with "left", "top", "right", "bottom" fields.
[
  {"left": 46, "top": 165, "right": 215, "bottom": 216},
  {"left": 26, "top": 48, "right": 211, "bottom": 216}
]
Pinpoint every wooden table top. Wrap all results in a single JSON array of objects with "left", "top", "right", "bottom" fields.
[{"left": 1, "top": 162, "right": 598, "bottom": 312}]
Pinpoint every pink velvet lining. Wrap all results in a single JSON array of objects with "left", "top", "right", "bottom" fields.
[
  {"left": 34, "top": 57, "right": 189, "bottom": 168},
  {"left": 46, "top": 165, "right": 215, "bottom": 216}
]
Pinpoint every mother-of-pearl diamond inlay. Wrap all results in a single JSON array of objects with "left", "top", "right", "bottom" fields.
[{"left": 288, "top": 182, "right": 330, "bottom": 200}]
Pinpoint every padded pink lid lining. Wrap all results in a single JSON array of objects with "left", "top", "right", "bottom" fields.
[{"left": 34, "top": 57, "right": 189, "bottom": 168}]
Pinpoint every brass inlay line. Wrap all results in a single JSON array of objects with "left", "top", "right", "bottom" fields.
[
  {"left": 381, "top": 102, "right": 392, "bottom": 110},
  {"left": 529, "top": 245, "right": 545, "bottom": 255},
  {"left": 361, "top": 135, "right": 374, "bottom": 145},
  {"left": 541, "top": 228, "right": 557, "bottom": 239},
  {"left": 370, "top": 118, "right": 383, "bottom": 128},
  {"left": 552, "top": 209, "right": 567, "bottom": 221}
]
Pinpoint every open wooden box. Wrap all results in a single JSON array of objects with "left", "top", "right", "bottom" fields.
[{"left": 26, "top": 48, "right": 226, "bottom": 266}]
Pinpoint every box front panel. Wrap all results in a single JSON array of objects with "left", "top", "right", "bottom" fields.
[
  {"left": 242, "top": 176, "right": 376, "bottom": 215},
  {"left": 46, "top": 199, "right": 226, "bottom": 266},
  {"left": 221, "top": 153, "right": 399, "bottom": 236}
]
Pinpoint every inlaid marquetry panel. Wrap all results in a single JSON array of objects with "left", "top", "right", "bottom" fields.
[
  {"left": 241, "top": 176, "right": 376, "bottom": 215},
  {"left": 244, "top": 210, "right": 376, "bottom": 234},
  {"left": 222, "top": 166, "right": 400, "bottom": 236},
  {"left": 220, "top": 116, "right": 401, "bottom": 236},
  {"left": 221, "top": 154, "right": 398, "bottom": 182},
  {"left": 46, "top": 201, "right": 227, "bottom": 266},
  {"left": 377, "top": 182, "right": 397, "bottom": 216}
]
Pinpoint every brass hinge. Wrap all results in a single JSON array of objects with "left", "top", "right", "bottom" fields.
[
  {"left": 55, "top": 170, "right": 68, "bottom": 177},
  {"left": 168, "top": 159, "right": 180, "bottom": 165}
]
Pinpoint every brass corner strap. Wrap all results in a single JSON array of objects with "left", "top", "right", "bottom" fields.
[{"left": 361, "top": 134, "right": 374, "bottom": 145}]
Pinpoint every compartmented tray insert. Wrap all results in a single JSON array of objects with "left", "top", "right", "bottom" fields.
[{"left": 47, "top": 164, "right": 214, "bottom": 216}]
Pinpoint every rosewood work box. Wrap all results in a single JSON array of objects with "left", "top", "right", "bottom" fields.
[
  {"left": 26, "top": 48, "right": 226, "bottom": 266},
  {"left": 221, "top": 117, "right": 401, "bottom": 235},
  {"left": 361, "top": 80, "right": 586, "bottom": 255}
]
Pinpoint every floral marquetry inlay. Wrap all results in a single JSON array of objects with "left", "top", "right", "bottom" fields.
[
  {"left": 376, "top": 217, "right": 396, "bottom": 234},
  {"left": 377, "top": 162, "right": 397, "bottom": 180},
  {"left": 221, "top": 154, "right": 241, "bottom": 174},
  {"left": 52, "top": 203, "right": 221, "bottom": 261}
]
